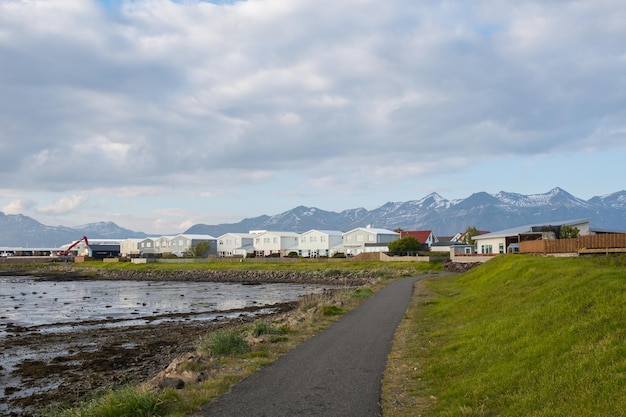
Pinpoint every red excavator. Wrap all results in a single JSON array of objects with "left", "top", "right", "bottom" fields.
[{"left": 57, "top": 236, "right": 89, "bottom": 256}]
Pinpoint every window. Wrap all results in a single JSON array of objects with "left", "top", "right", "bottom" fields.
[
  {"left": 499, "top": 243, "right": 504, "bottom": 254},
  {"left": 357, "top": 235, "right": 364, "bottom": 242},
  {"left": 301, "top": 237, "right": 306, "bottom": 242},
  {"left": 310, "top": 236, "right": 316, "bottom": 243},
  {"left": 273, "top": 237, "right": 278, "bottom": 244},
  {"left": 368, "top": 235, "right": 375, "bottom": 242},
  {"left": 264, "top": 238, "right": 270, "bottom": 244},
  {"left": 320, "top": 236, "right": 326, "bottom": 242}
]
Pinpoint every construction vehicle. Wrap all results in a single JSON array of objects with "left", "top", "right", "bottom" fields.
[{"left": 57, "top": 236, "right": 89, "bottom": 256}]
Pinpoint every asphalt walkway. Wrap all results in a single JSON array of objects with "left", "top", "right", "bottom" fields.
[{"left": 200, "top": 275, "right": 429, "bottom": 417}]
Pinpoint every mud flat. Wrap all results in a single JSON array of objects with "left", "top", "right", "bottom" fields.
[
  {"left": 0, "top": 267, "right": 367, "bottom": 416},
  {"left": 2, "top": 302, "right": 296, "bottom": 416}
]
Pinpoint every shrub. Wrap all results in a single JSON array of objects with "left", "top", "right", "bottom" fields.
[{"left": 198, "top": 329, "right": 250, "bottom": 356}]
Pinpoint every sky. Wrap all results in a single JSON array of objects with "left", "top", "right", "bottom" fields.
[{"left": 0, "top": 0, "right": 625, "bottom": 234}]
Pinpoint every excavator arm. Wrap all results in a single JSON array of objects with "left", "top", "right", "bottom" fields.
[{"left": 58, "top": 236, "right": 89, "bottom": 256}]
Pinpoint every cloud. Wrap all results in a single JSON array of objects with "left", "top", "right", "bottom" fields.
[
  {"left": 38, "top": 195, "right": 88, "bottom": 215},
  {"left": 2, "top": 198, "right": 37, "bottom": 215},
  {"left": 0, "top": 0, "right": 624, "bottom": 214}
]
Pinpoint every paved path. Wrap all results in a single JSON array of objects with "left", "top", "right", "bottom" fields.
[{"left": 200, "top": 275, "right": 429, "bottom": 417}]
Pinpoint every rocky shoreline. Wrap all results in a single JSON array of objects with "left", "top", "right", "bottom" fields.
[
  {"left": 2, "top": 267, "right": 379, "bottom": 416},
  {"left": 8, "top": 265, "right": 379, "bottom": 286}
]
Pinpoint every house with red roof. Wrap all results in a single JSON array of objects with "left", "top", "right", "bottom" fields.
[{"left": 400, "top": 230, "right": 438, "bottom": 249}]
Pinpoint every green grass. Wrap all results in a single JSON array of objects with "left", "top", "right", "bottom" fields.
[
  {"left": 250, "top": 320, "right": 286, "bottom": 337},
  {"left": 43, "top": 386, "right": 169, "bottom": 417},
  {"left": 321, "top": 305, "right": 344, "bottom": 316},
  {"left": 197, "top": 329, "right": 250, "bottom": 356},
  {"left": 383, "top": 255, "right": 626, "bottom": 416},
  {"left": 38, "top": 259, "right": 443, "bottom": 275},
  {"left": 350, "top": 287, "right": 374, "bottom": 298}
]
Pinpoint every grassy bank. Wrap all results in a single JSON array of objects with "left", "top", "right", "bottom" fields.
[
  {"left": 72, "top": 258, "right": 440, "bottom": 274},
  {"left": 383, "top": 255, "right": 626, "bottom": 416}
]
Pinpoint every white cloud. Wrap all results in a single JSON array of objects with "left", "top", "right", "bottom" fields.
[
  {"left": 2, "top": 198, "right": 37, "bottom": 214},
  {"left": 38, "top": 195, "right": 88, "bottom": 215},
  {"left": 0, "top": 0, "right": 625, "bottom": 233}
]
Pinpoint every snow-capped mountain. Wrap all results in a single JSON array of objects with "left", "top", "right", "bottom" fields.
[
  {"left": 186, "top": 188, "right": 626, "bottom": 237},
  {"left": 2, "top": 188, "right": 625, "bottom": 247}
]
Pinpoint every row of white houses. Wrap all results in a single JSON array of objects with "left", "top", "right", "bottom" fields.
[{"left": 115, "top": 227, "right": 402, "bottom": 258}]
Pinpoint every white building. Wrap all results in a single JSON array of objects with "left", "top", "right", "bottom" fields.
[
  {"left": 217, "top": 233, "right": 255, "bottom": 257},
  {"left": 168, "top": 234, "right": 217, "bottom": 256},
  {"left": 342, "top": 227, "right": 400, "bottom": 256},
  {"left": 253, "top": 231, "right": 299, "bottom": 257},
  {"left": 154, "top": 236, "right": 173, "bottom": 255},
  {"left": 473, "top": 219, "right": 591, "bottom": 255},
  {"left": 298, "top": 230, "right": 344, "bottom": 258},
  {"left": 138, "top": 237, "right": 156, "bottom": 255},
  {"left": 120, "top": 238, "right": 142, "bottom": 257}
]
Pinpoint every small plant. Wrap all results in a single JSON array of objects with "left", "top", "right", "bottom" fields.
[
  {"left": 350, "top": 288, "right": 373, "bottom": 299},
  {"left": 323, "top": 269, "right": 342, "bottom": 277},
  {"left": 43, "top": 386, "right": 166, "bottom": 417},
  {"left": 198, "top": 329, "right": 250, "bottom": 356},
  {"left": 298, "top": 293, "right": 329, "bottom": 311},
  {"left": 322, "top": 305, "right": 343, "bottom": 316},
  {"left": 251, "top": 321, "right": 285, "bottom": 337},
  {"left": 177, "top": 359, "right": 209, "bottom": 373},
  {"left": 269, "top": 335, "right": 289, "bottom": 343}
]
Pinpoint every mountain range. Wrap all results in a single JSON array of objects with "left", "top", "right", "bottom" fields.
[{"left": 1, "top": 187, "right": 625, "bottom": 247}]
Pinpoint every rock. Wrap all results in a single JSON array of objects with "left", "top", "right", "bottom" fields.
[{"left": 157, "top": 377, "right": 185, "bottom": 390}]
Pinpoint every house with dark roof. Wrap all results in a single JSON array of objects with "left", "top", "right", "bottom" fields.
[{"left": 472, "top": 219, "right": 591, "bottom": 255}]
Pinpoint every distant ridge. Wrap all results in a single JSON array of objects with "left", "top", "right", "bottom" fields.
[
  {"left": 1, "top": 188, "right": 625, "bottom": 247},
  {"left": 185, "top": 187, "right": 626, "bottom": 237},
  {"left": 0, "top": 214, "right": 147, "bottom": 247}
]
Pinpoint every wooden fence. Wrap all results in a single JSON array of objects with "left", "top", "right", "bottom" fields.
[{"left": 520, "top": 234, "right": 626, "bottom": 254}]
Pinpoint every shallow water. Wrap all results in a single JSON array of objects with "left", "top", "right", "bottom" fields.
[
  {"left": 0, "top": 276, "right": 330, "bottom": 415},
  {"left": 0, "top": 276, "right": 326, "bottom": 335}
]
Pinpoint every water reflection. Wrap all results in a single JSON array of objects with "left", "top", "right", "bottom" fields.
[{"left": 0, "top": 277, "right": 329, "bottom": 335}]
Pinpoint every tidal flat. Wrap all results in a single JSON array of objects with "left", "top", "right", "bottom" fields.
[{"left": 1, "top": 276, "right": 330, "bottom": 416}]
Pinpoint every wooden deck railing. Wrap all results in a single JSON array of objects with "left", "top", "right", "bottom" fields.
[{"left": 520, "top": 234, "right": 626, "bottom": 254}]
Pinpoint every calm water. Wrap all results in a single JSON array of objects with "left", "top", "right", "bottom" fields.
[
  {"left": 0, "top": 276, "right": 329, "bottom": 336},
  {"left": 0, "top": 276, "right": 331, "bottom": 415}
]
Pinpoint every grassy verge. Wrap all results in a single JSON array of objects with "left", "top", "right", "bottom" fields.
[
  {"left": 383, "top": 255, "right": 626, "bottom": 416},
  {"left": 36, "top": 258, "right": 441, "bottom": 274},
  {"left": 40, "top": 263, "right": 417, "bottom": 417}
]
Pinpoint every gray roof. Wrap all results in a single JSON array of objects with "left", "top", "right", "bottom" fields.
[{"left": 474, "top": 218, "right": 591, "bottom": 240}]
